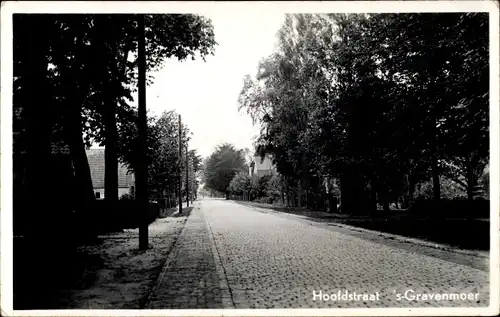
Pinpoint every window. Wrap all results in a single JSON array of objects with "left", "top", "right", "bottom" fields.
[{"left": 95, "top": 192, "right": 101, "bottom": 199}]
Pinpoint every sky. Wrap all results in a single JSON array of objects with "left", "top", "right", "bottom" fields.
[{"left": 142, "top": 12, "right": 285, "bottom": 159}]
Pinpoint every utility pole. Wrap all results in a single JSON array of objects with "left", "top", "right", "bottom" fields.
[
  {"left": 137, "top": 14, "right": 149, "bottom": 250},
  {"left": 178, "top": 114, "right": 183, "bottom": 214},
  {"left": 186, "top": 143, "right": 189, "bottom": 207}
]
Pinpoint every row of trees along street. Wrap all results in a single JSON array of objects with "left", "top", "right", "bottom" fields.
[
  {"left": 13, "top": 14, "right": 216, "bottom": 243},
  {"left": 231, "top": 13, "right": 489, "bottom": 216},
  {"left": 118, "top": 110, "right": 203, "bottom": 207}
]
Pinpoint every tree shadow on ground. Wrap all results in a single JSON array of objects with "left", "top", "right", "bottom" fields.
[
  {"left": 14, "top": 236, "right": 104, "bottom": 309},
  {"left": 13, "top": 205, "right": 195, "bottom": 310}
]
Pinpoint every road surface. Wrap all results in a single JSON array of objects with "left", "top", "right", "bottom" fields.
[{"left": 147, "top": 198, "right": 489, "bottom": 309}]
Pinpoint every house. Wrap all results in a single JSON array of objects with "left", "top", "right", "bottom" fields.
[
  {"left": 86, "top": 148, "right": 135, "bottom": 199},
  {"left": 249, "top": 154, "right": 276, "bottom": 184}
]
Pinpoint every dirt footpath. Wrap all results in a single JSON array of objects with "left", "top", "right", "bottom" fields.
[{"left": 54, "top": 209, "right": 192, "bottom": 309}]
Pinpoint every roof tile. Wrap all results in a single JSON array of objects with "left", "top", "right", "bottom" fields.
[{"left": 86, "top": 148, "right": 134, "bottom": 189}]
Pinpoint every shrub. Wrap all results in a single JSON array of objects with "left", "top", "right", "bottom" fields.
[
  {"left": 229, "top": 172, "right": 252, "bottom": 196},
  {"left": 255, "top": 196, "right": 273, "bottom": 204},
  {"left": 119, "top": 193, "right": 133, "bottom": 201},
  {"left": 75, "top": 200, "right": 159, "bottom": 234},
  {"left": 414, "top": 177, "right": 467, "bottom": 200},
  {"left": 266, "top": 174, "right": 282, "bottom": 202}
]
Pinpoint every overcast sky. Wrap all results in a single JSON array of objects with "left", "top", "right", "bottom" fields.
[{"left": 140, "top": 12, "right": 285, "bottom": 159}]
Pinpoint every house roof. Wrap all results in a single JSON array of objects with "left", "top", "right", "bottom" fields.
[{"left": 86, "top": 148, "right": 134, "bottom": 189}]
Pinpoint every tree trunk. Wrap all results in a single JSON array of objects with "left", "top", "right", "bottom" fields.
[
  {"left": 369, "top": 179, "right": 378, "bottom": 214},
  {"left": 104, "top": 103, "right": 119, "bottom": 203},
  {"left": 327, "top": 177, "right": 338, "bottom": 213},
  {"left": 340, "top": 168, "right": 370, "bottom": 215},
  {"left": 284, "top": 177, "right": 290, "bottom": 207},
  {"left": 304, "top": 189, "right": 308, "bottom": 209},
  {"left": 402, "top": 173, "right": 414, "bottom": 209},
  {"left": 94, "top": 16, "right": 119, "bottom": 204},
  {"left": 431, "top": 155, "right": 440, "bottom": 201},
  {"left": 379, "top": 182, "right": 390, "bottom": 213},
  {"left": 327, "top": 194, "right": 334, "bottom": 213},
  {"left": 430, "top": 116, "right": 441, "bottom": 201},
  {"left": 325, "top": 177, "right": 331, "bottom": 212},
  {"left": 466, "top": 159, "right": 475, "bottom": 201},
  {"left": 280, "top": 180, "right": 285, "bottom": 205},
  {"left": 20, "top": 16, "right": 53, "bottom": 237},
  {"left": 383, "top": 199, "right": 390, "bottom": 213},
  {"left": 340, "top": 176, "right": 351, "bottom": 214},
  {"left": 65, "top": 105, "right": 95, "bottom": 205},
  {"left": 297, "top": 181, "right": 303, "bottom": 208}
]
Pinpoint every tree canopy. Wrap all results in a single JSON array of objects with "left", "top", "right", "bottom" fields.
[
  {"left": 229, "top": 172, "right": 253, "bottom": 196},
  {"left": 13, "top": 14, "right": 216, "bottom": 235},
  {"left": 203, "top": 143, "right": 248, "bottom": 196},
  {"left": 238, "top": 13, "right": 489, "bottom": 213}
]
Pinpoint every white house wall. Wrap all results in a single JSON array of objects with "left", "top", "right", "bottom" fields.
[
  {"left": 93, "top": 188, "right": 131, "bottom": 199},
  {"left": 254, "top": 156, "right": 274, "bottom": 171}
]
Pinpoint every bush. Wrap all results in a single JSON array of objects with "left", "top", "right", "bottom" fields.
[
  {"left": 229, "top": 172, "right": 252, "bottom": 197},
  {"left": 257, "top": 174, "right": 272, "bottom": 196},
  {"left": 266, "top": 174, "right": 282, "bottom": 202},
  {"left": 119, "top": 193, "right": 133, "bottom": 201},
  {"left": 75, "top": 200, "right": 159, "bottom": 234},
  {"left": 255, "top": 196, "right": 273, "bottom": 204},
  {"left": 414, "top": 177, "right": 467, "bottom": 200}
]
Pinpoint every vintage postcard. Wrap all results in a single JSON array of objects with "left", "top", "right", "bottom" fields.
[{"left": 1, "top": 1, "right": 499, "bottom": 316}]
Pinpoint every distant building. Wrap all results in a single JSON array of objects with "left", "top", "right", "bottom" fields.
[
  {"left": 249, "top": 154, "right": 276, "bottom": 183},
  {"left": 86, "top": 148, "right": 135, "bottom": 199}
]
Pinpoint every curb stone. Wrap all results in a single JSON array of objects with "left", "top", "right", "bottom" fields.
[
  {"left": 238, "top": 202, "right": 489, "bottom": 260},
  {"left": 144, "top": 206, "right": 193, "bottom": 309}
]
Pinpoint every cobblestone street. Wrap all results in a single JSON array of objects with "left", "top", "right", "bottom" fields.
[{"left": 147, "top": 198, "right": 489, "bottom": 309}]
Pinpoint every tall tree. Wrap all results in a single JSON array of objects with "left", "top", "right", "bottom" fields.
[
  {"left": 203, "top": 143, "right": 248, "bottom": 198},
  {"left": 117, "top": 109, "right": 194, "bottom": 203},
  {"left": 89, "top": 14, "right": 217, "bottom": 202},
  {"left": 13, "top": 15, "right": 55, "bottom": 234},
  {"left": 238, "top": 12, "right": 489, "bottom": 215},
  {"left": 13, "top": 14, "right": 217, "bottom": 237}
]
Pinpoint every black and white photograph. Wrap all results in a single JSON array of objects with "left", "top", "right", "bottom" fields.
[{"left": 1, "top": 1, "right": 499, "bottom": 316}]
